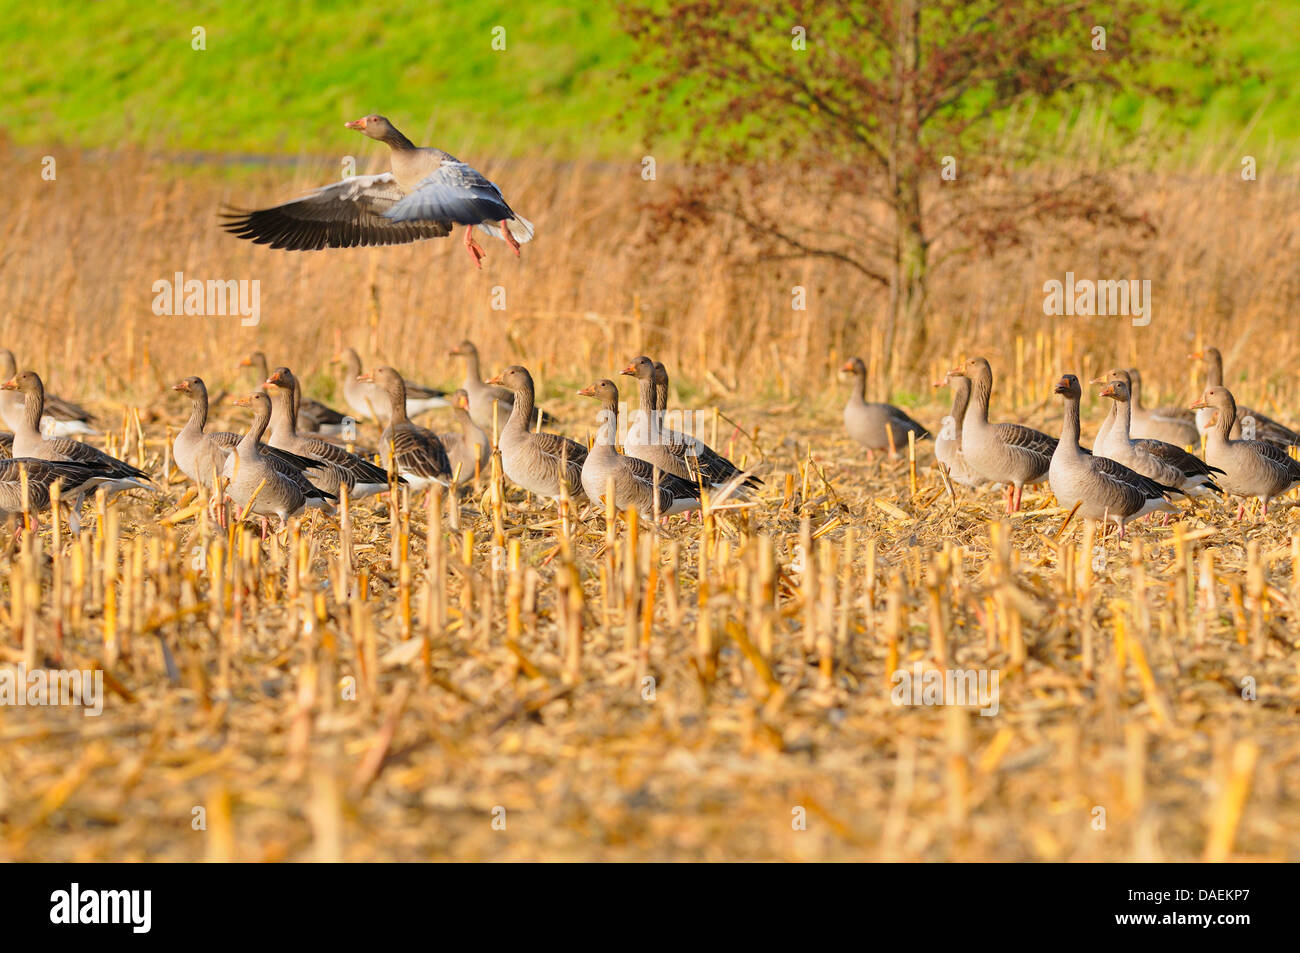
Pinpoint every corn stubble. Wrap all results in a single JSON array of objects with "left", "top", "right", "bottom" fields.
[{"left": 1, "top": 147, "right": 1298, "bottom": 861}]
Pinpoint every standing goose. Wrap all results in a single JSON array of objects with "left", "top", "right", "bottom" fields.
[
  {"left": 577, "top": 379, "right": 701, "bottom": 517},
  {"left": 485, "top": 365, "right": 586, "bottom": 505},
  {"left": 1049, "top": 375, "right": 1180, "bottom": 537},
  {"left": 1191, "top": 385, "right": 1300, "bottom": 520},
  {"left": 172, "top": 377, "right": 337, "bottom": 503},
  {"left": 1092, "top": 372, "right": 1223, "bottom": 495},
  {"left": 241, "top": 351, "right": 349, "bottom": 436},
  {"left": 450, "top": 340, "right": 547, "bottom": 431},
  {"left": 358, "top": 366, "right": 452, "bottom": 490},
  {"left": 333, "top": 347, "right": 448, "bottom": 421},
  {"left": 0, "top": 458, "right": 102, "bottom": 529},
  {"left": 652, "top": 362, "right": 670, "bottom": 418},
  {"left": 637, "top": 359, "right": 762, "bottom": 494},
  {"left": 223, "top": 393, "right": 318, "bottom": 533},
  {"left": 263, "top": 367, "right": 391, "bottom": 499},
  {"left": 0, "top": 349, "right": 97, "bottom": 437},
  {"left": 841, "top": 357, "right": 929, "bottom": 459},
  {"left": 441, "top": 390, "right": 491, "bottom": 483},
  {"left": 621, "top": 355, "right": 690, "bottom": 479},
  {"left": 933, "top": 370, "right": 986, "bottom": 488},
  {"left": 1124, "top": 368, "right": 1199, "bottom": 447},
  {"left": 0, "top": 371, "right": 152, "bottom": 501},
  {"left": 222, "top": 114, "right": 533, "bottom": 269},
  {"left": 959, "top": 357, "right": 1058, "bottom": 513},
  {"left": 1191, "top": 348, "right": 1299, "bottom": 447}
]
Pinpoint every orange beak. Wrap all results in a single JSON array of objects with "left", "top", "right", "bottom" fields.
[
  {"left": 484, "top": 373, "right": 503, "bottom": 385},
  {"left": 1190, "top": 397, "right": 1208, "bottom": 410},
  {"left": 620, "top": 363, "right": 636, "bottom": 376},
  {"left": 1, "top": 376, "right": 18, "bottom": 390},
  {"left": 233, "top": 396, "right": 252, "bottom": 407},
  {"left": 238, "top": 355, "right": 252, "bottom": 367},
  {"left": 172, "top": 381, "right": 189, "bottom": 392},
  {"left": 344, "top": 118, "right": 366, "bottom": 130},
  {"left": 1099, "top": 384, "right": 1116, "bottom": 398},
  {"left": 1089, "top": 375, "right": 1108, "bottom": 385},
  {"left": 357, "top": 372, "right": 374, "bottom": 383},
  {"left": 840, "top": 361, "right": 856, "bottom": 373},
  {"left": 576, "top": 385, "right": 596, "bottom": 398},
  {"left": 1189, "top": 350, "right": 1204, "bottom": 360}
]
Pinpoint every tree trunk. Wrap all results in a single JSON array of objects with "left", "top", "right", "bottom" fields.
[{"left": 884, "top": 0, "right": 929, "bottom": 387}]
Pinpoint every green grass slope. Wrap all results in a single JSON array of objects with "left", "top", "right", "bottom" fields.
[{"left": 2, "top": 0, "right": 1298, "bottom": 158}]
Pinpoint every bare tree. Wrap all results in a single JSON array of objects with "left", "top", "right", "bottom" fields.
[{"left": 621, "top": 0, "right": 1226, "bottom": 376}]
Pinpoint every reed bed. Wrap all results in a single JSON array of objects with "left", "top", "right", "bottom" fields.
[{"left": 0, "top": 146, "right": 1298, "bottom": 861}]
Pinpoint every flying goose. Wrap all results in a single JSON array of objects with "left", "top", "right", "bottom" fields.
[
  {"left": 1191, "top": 348, "right": 1299, "bottom": 447},
  {"left": 486, "top": 365, "right": 586, "bottom": 504},
  {"left": 0, "top": 349, "right": 97, "bottom": 437},
  {"left": 263, "top": 367, "right": 391, "bottom": 498},
  {"left": 333, "top": 347, "right": 448, "bottom": 421},
  {"left": 222, "top": 114, "right": 533, "bottom": 268},
  {"left": 577, "top": 379, "right": 701, "bottom": 517},
  {"left": 241, "top": 351, "right": 349, "bottom": 436},
  {"left": 450, "top": 340, "right": 548, "bottom": 432},
  {"left": 0, "top": 371, "right": 152, "bottom": 502},
  {"left": 172, "top": 377, "right": 337, "bottom": 503},
  {"left": 841, "top": 357, "right": 929, "bottom": 459},
  {"left": 958, "top": 357, "right": 1058, "bottom": 513},
  {"left": 1092, "top": 372, "right": 1222, "bottom": 495},
  {"left": 358, "top": 366, "right": 452, "bottom": 491},
  {"left": 1191, "top": 385, "right": 1300, "bottom": 520},
  {"left": 1049, "top": 375, "right": 1181, "bottom": 536},
  {"left": 933, "top": 370, "right": 986, "bottom": 488}
]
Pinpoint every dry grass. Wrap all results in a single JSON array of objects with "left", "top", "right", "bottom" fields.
[{"left": 1, "top": 144, "right": 1299, "bottom": 861}]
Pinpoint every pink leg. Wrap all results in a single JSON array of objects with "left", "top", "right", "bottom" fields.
[
  {"left": 463, "top": 226, "right": 485, "bottom": 268},
  {"left": 1004, "top": 484, "right": 1013, "bottom": 514},
  {"left": 500, "top": 219, "right": 521, "bottom": 256},
  {"left": 1013, "top": 484, "right": 1024, "bottom": 513},
  {"left": 1236, "top": 502, "right": 1245, "bottom": 521}
]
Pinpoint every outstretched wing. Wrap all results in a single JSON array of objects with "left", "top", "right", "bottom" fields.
[
  {"left": 222, "top": 173, "right": 452, "bottom": 250},
  {"left": 385, "top": 161, "right": 524, "bottom": 234}
]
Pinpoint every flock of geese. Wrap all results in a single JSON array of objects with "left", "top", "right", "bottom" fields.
[
  {"left": 917, "top": 349, "right": 1300, "bottom": 534},
  {"left": 0, "top": 341, "right": 763, "bottom": 535},
  {"left": 0, "top": 341, "right": 1294, "bottom": 540}
]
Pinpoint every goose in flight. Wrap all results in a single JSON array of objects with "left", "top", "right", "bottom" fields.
[{"left": 221, "top": 115, "right": 533, "bottom": 268}]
